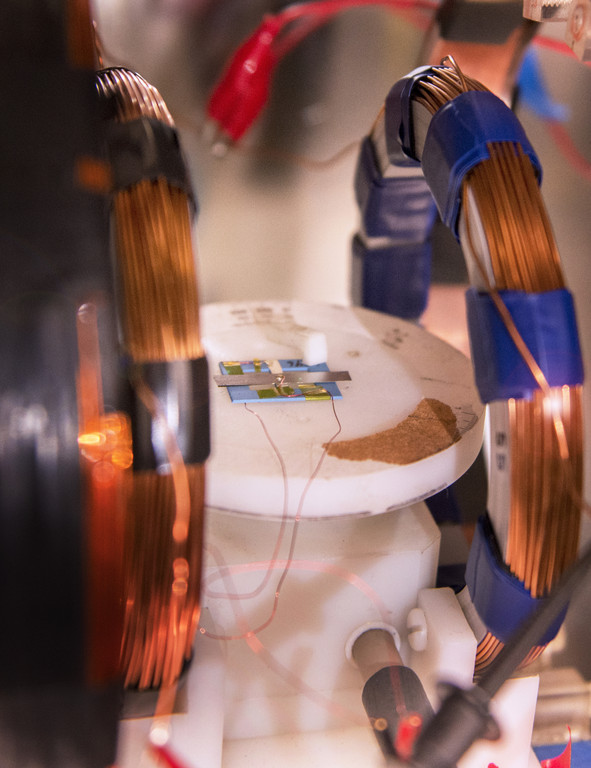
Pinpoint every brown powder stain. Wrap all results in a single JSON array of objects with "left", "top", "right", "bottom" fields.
[{"left": 325, "top": 398, "right": 460, "bottom": 465}]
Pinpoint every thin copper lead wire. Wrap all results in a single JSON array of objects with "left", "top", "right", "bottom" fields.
[
  {"left": 414, "top": 60, "right": 584, "bottom": 673},
  {"left": 98, "top": 68, "right": 206, "bottom": 692},
  {"left": 203, "top": 395, "right": 343, "bottom": 642}
]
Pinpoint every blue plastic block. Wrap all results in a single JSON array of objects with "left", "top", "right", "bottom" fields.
[
  {"left": 354, "top": 137, "right": 437, "bottom": 239},
  {"left": 352, "top": 235, "right": 431, "bottom": 320}
]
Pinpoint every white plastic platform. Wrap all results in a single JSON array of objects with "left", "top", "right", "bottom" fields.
[
  {"left": 202, "top": 301, "right": 485, "bottom": 518},
  {"left": 117, "top": 302, "right": 541, "bottom": 768}
]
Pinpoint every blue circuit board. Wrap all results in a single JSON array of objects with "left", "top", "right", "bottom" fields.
[{"left": 218, "top": 359, "right": 343, "bottom": 404}]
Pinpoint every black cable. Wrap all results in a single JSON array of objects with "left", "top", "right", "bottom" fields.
[{"left": 408, "top": 538, "right": 591, "bottom": 768}]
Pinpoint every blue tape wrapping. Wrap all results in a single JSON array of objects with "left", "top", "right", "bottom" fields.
[
  {"left": 466, "top": 287, "right": 584, "bottom": 403},
  {"left": 421, "top": 90, "right": 542, "bottom": 236},
  {"left": 354, "top": 137, "right": 437, "bottom": 239},
  {"left": 465, "top": 515, "right": 567, "bottom": 645},
  {"left": 351, "top": 234, "right": 431, "bottom": 319}
]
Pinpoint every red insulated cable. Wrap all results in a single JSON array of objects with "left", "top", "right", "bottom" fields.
[
  {"left": 206, "top": 0, "right": 438, "bottom": 142},
  {"left": 206, "top": 15, "right": 281, "bottom": 142}
]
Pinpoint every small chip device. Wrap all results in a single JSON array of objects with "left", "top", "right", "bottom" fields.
[{"left": 215, "top": 359, "right": 350, "bottom": 402}]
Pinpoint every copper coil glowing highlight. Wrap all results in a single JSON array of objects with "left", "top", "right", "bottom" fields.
[
  {"left": 121, "top": 465, "right": 204, "bottom": 690},
  {"left": 76, "top": 302, "right": 129, "bottom": 686}
]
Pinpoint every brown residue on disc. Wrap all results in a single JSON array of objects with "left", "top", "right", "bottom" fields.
[{"left": 325, "top": 398, "right": 460, "bottom": 465}]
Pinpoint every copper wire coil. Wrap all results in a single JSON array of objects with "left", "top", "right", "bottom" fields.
[
  {"left": 113, "top": 179, "right": 203, "bottom": 362},
  {"left": 77, "top": 303, "right": 131, "bottom": 686},
  {"left": 98, "top": 67, "right": 205, "bottom": 690},
  {"left": 474, "top": 632, "right": 545, "bottom": 678},
  {"left": 466, "top": 143, "right": 563, "bottom": 293},
  {"left": 412, "top": 59, "right": 487, "bottom": 113},
  {"left": 412, "top": 60, "right": 583, "bottom": 671},
  {"left": 466, "top": 144, "right": 583, "bottom": 604},
  {"left": 506, "top": 387, "right": 583, "bottom": 598},
  {"left": 121, "top": 465, "right": 204, "bottom": 690},
  {"left": 96, "top": 67, "right": 175, "bottom": 127},
  {"left": 97, "top": 67, "right": 203, "bottom": 363}
]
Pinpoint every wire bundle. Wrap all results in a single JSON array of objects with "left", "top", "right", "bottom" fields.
[
  {"left": 406, "top": 60, "right": 584, "bottom": 673},
  {"left": 97, "top": 67, "right": 208, "bottom": 690}
]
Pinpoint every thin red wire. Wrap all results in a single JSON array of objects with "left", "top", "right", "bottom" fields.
[
  {"left": 277, "top": 0, "right": 438, "bottom": 25},
  {"left": 202, "top": 402, "right": 290, "bottom": 602},
  {"left": 201, "top": 396, "right": 348, "bottom": 640},
  {"left": 203, "top": 545, "right": 369, "bottom": 727},
  {"left": 202, "top": 555, "right": 391, "bottom": 630}
]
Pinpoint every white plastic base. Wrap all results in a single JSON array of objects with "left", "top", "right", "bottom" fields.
[
  {"left": 116, "top": 302, "right": 537, "bottom": 767},
  {"left": 203, "top": 502, "right": 440, "bottom": 739},
  {"left": 202, "top": 301, "right": 485, "bottom": 519},
  {"left": 116, "top": 586, "right": 540, "bottom": 768},
  {"left": 116, "top": 625, "right": 226, "bottom": 768},
  {"left": 221, "top": 728, "right": 543, "bottom": 768}
]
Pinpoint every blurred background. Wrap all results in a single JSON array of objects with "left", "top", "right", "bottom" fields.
[
  {"left": 93, "top": 0, "right": 591, "bottom": 736},
  {"left": 92, "top": 0, "right": 591, "bottom": 485}
]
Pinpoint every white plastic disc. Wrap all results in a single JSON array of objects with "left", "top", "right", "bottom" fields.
[{"left": 202, "top": 301, "right": 484, "bottom": 519}]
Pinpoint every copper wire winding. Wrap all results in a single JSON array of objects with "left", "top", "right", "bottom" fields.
[
  {"left": 413, "top": 58, "right": 584, "bottom": 674},
  {"left": 97, "top": 67, "right": 205, "bottom": 690}
]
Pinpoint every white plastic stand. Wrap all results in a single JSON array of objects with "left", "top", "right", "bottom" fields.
[{"left": 117, "top": 302, "right": 538, "bottom": 768}]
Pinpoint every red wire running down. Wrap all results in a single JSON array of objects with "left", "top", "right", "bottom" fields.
[
  {"left": 273, "top": 0, "right": 436, "bottom": 58},
  {"left": 206, "top": 0, "right": 437, "bottom": 142}
]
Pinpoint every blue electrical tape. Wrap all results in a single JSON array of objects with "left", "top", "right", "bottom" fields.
[
  {"left": 465, "top": 515, "right": 567, "bottom": 646},
  {"left": 352, "top": 234, "right": 431, "bottom": 319},
  {"left": 421, "top": 91, "right": 542, "bottom": 236},
  {"left": 466, "top": 287, "right": 584, "bottom": 403},
  {"left": 354, "top": 137, "right": 437, "bottom": 239}
]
